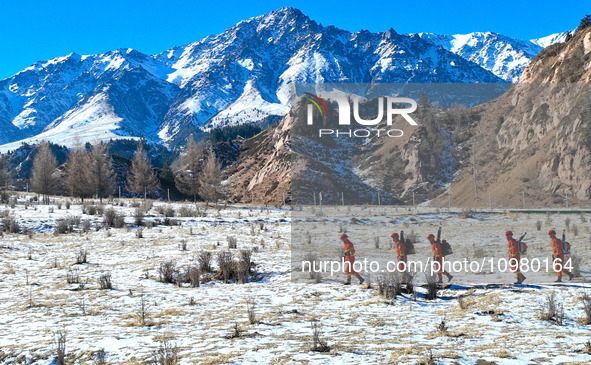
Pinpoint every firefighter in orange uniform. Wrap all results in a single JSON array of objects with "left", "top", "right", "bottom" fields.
[
  {"left": 428, "top": 234, "right": 453, "bottom": 283},
  {"left": 505, "top": 231, "right": 526, "bottom": 284},
  {"left": 340, "top": 234, "right": 365, "bottom": 285},
  {"left": 549, "top": 229, "right": 574, "bottom": 282},
  {"left": 392, "top": 233, "right": 407, "bottom": 282}
]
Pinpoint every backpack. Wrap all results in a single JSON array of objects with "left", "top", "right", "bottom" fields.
[
  {"left": 440, "top": 239, "right": 453, "bottom": 256},
  {"left": 562, "top": 241, "right": 571, "bottom": 254},
  {"left": 405, "top": 239, "right": 416, "bottom": 255},
  {"left": 518, "top": 241, "right": 528, "bottom": 255}
]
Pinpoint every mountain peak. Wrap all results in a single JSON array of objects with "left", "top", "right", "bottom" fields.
[{"left": 0, "top": 8, "right": 559, "bottom": 150}]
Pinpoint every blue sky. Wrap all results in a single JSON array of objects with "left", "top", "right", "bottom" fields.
[{"left": 0, "top": 0, "right": 587, "bottom": 80}]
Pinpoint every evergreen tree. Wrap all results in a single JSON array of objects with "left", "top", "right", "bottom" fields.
[
  {"left": 0, "top": 154, "right": 12, "bottom": 202},
  {"left": 159, "top": 160, "right": 179, "bottom": 200},
  {"left": 174, "top": 136, "right": 201, "bottom": 202},
  {"left": 66, "top": 145, "right": 93, "bottom": 201},
  {"left": 126, "top": 142, "right": 159, "bottom": 199},
  {"left": 578, "top": 15, "right": 591, "bottom": 31},
  {"left": 30, "top": 141, "right": 59, "bottom": 204},
  {"left": 198, "top": 147, "right": 223, "bottom": 205},
  {"left": 88, "top": 142, "right": 115, "bottom": 202}
]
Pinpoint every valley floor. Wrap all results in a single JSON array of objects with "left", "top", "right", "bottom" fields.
[{"left": 1, "top": 197, "right": 591, "bottom": 364}]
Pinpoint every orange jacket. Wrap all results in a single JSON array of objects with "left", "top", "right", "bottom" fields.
[
  {"left": 430, "top": 240, "right": 443, "bottom": 257},
  {"left": 551, "top": 237, "right": 563, "bottom": 256},
  {"left": 343, "top": 239, "right": 355, "bottom": 257},
  {"left": 394, "top": 239, "right": 405, "bottom": 256},
  {"left": 507, "top": 237, "right": 519, "bottom": 255}
]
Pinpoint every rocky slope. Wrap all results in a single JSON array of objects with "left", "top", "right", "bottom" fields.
[
  {"left": 429, "top": 25, "right": 591, "bottom": 207},
  {"left": 228, "top": 26, "right": 591, "bottom": 207}
]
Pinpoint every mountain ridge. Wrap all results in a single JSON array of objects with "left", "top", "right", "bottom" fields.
[{"left": 0, "top": 7, "right": 568, "bottom": 152}]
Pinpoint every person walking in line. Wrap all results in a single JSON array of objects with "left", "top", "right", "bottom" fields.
[
  {"left": 340, "top": 234, "right": 365, "bottom": 285},
  {"left": 392, "top": 232, "right": 407, "bottom": 282},
  {"left": 505, "top": 231, "right": 526, "bottom": 284},
  {"left": 548, "top": 229, "right": 574, "bottom": 282},
  {"left": 428, "top": 233, "right": 453, "bottom": 283}
]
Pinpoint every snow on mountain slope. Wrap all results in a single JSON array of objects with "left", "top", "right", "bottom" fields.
[
  {"left": 530, "top": 30, "right": 570, "bottom": 48},
  {"left": 416, "top": 32, "right": 543, "bottom": 82},
  {"left": 0, "top": 7, "right": 558, "bottom": 150}
]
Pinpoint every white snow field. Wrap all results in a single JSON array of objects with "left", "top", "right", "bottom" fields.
[{"left": 1, "top": 196, "right": 591, "bottom": 364}]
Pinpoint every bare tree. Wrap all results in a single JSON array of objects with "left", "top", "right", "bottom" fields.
[
  {"left": 174, "top": 136, "right": 201, "bottom": 202},
  {"left": 88, "top": 142, "right": 114, "bottom": 202},
  {"left": 126, "top": 142, "right": 159, "bottom": 199},
  {"left": 198, "top": 147, "right": 223, "bottom": 205},
  {"left": 31, "top": 141, "right": 59, "bottom": 204},
  {"left": 66, "top": 145, "right": 93, "bottom": 201}
]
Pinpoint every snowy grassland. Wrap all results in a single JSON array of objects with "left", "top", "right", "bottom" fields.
[{"left": 1, "top": 197, "right": 591, "bottom": 364}]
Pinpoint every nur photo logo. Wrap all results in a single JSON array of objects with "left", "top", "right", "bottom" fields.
[{"left": 304, "top": 92, "right": 419, "bottom": 138}]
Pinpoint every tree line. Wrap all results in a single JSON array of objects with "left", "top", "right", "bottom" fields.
[{"left": 0, "top": 137, "right": 223, "bottom": 204}]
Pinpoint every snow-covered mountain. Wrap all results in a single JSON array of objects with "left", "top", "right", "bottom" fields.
[
  {"left": 530, "top": 30, "right": 571, "bottom": 48},
  {"left": 415, "top": 32, "right": 545, "bottom": 82},
  {"left": 0, "top": 8, "right": 564, "bottom": 150}
]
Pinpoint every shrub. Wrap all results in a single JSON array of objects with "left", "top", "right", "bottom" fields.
[
  {"left": 55, "top": 330, "right": 66, "bottom": 365},
  {"left": 76, "top": 248, "right": 88, "bottom": 264},
  {"left": 99, "top": 272, "right": 112, "bottom": 290},
  {"left": 103, "top": 208, "right": 125, "bottom": 228},
  {"left": 136, "top": 291, "right": 150, "bottom": 326},
  {"left": 425, "top": 273, "right": 438, "bottom": 300},
  {"left": 197, "top": 251, "right": 212, "bottom": 273},
  {"left": 246, "top": 299, "right": 258, "bottom": 324},
  {"left": 227, "top": 236, "right": 237, "bottom": 249},
  {"left": 227, "top": 322, "right": 243, "bottom": 339},
  {"left": 55, "top": 220, "right": 71, "bottom": 235},
  {"left": 82, "top": 220, "right": 91, "bottom": 233},
  {"left": 581, "top": 293, "right": 591, "bottom": 325},
  {"left": 149, "top": 339, "right": 180, "bottom": 365},
  {"left": 539, "top": 292, "right": 565, "bottom": 325},
  {"left": 234, "top": 250, "right": 252, "bottom": 283},
  {"left": 571, "top": 254, "right": 582, "bottom": 277},
  {"left": 82, "top": 203, "right": 97, "bottom": 216},
  {"left": 134, "top": 208, "right": 145, "bottom": 226},
  {"left": 460, "top": 208, "right": 473, "bottom": 219},
  {"left": 186, "top": 265, "right": 200, "bottom": 288},
  {"left": 158, "top": 261, "right": 178, "bottom": 284},
  {"left": 437, "top": 318, "right": 448, "bottom": 335},
  {"left": 2, "top": 216, "right": 19, "bottom": 233},
  {"left": 141, "top": 200, "right": 153, "bottom": 213},
  {"left": 66, "top": 267, "right": 80, "bottom": 284},
  {"left": 377, "top": 273, "right": 401, "bottom": 300},
  {"left": 163, "top": 217, "right": 180, "bottom": 226},
  {"left": 94, "top": 349, "right": 106, "bottom": 365},
  {"left": 164, "top": 206, "right": 175, "bottom": 218},
  {"left": 304, "top": 252, "right": 319, "bottom": 280},
  {"left": 311, "top": 322, "right": 330, "bottom": 352},
  {"left": 177, "top": 206, "right": 194, "bottom": 217},
  {"left": 217, "top": 251, "right": 234, "bottom": 283},
  {"left": 55, "top": 216, "right": 80, "bottom": 234}
]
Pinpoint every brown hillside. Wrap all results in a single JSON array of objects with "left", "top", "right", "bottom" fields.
[{"left": 430, "top": 27, "right": 591, "bottom": 208}]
